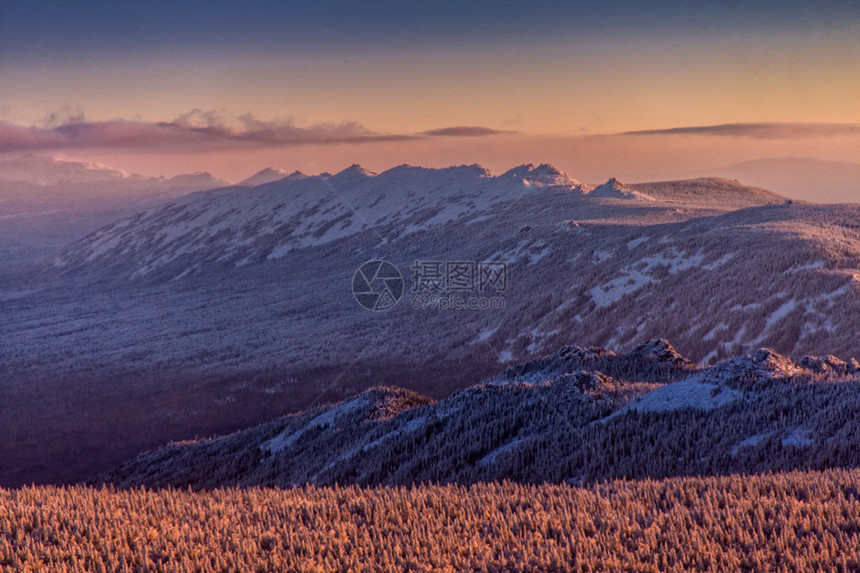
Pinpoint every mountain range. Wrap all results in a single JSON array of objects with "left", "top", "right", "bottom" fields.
[{"left": 2, "top": 162, "right": 860, "bottom": 486}]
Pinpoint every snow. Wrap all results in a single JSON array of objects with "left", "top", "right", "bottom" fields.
[
  {"left": 490, "top": 239, "right": 550, "bottom": 266},
  {"left": 589, "top": 270, "right": 652, "bottom": 307},
  {"left": 636, "top": 248, "right": 705, "bottom": 274},
  {"left": 266, "top": 243, "right": 292, "bottom": 260},
  {"left": 626, "top": 237, "right": 649, "bottom": 250},
  {"left": 763, "top": 300, "right": 797, "bottom": 332},
  {"left": 500, "top": 163, "right": 585, "bottom": 189},
  {"left": 782, "top": 427, "right": 813, "bottom": 448},
  {"left": 348, "top": 415, "right": 432, "bottom": 456},
  {"left": 589, "top": 247, "right": 705, "bottom": 307},
  {"left": 238, "top": 168, "right": 291, "bottom": 187},
  {"left": 731, "top": 433, "right": 769, "bottom": 455},
  {"left": 260, "top": 398, "right": 367, "bottom": 454},
  {"left": 259, "top": 428, "right": 303, "bottom": 455},
  {"left": 787, "top": 260, "right": 826, "bottom": 273},
  {"left": 588, "top": 178, "right": 655, "bottom": 201},
  {"left": 702, "top": 253, "right": 735, "bottom": 270},
  {"left": 473, "top": 326, "right": 498, "bottom": 344},
  {"left": 402, "top": 416, "right": 430, "bottom": 433},
  {"left": 620, "top": 378, "right": 742, "bottom": 414},
  {"left": 58, "top": 163, "right": 588, "bottom": 277},
  {"left": 591, "top": 249, "right": 613, "bottom": 263},
  {"left": 304, "top": 399, "right": 366, "bottom": 430},
  {"left": 477, "top": 438, "right": 524, "bottom": 467},
  {"left": 700, "top": 350, "right": 719, "bottom": 365},
  {"left": 703, "top": 323, "right": 728, "bottom": 342},
  {"left": 525, "top": 326, "right": 559, "bottom": 354}
]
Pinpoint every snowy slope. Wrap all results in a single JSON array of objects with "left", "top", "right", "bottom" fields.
[{"left": 54, "top": 163, "right": 588, "bottom": 277}]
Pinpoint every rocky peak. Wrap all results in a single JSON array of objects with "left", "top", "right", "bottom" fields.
[
  {"left": 629, "top": 339, "right": 689, "bottom": 365},
  {"left": 799, "top": 355, "right": 860, "bottom": 377}
]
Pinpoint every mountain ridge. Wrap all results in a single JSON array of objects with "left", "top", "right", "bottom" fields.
[
  {"left": 96, "top": 340, "right": 860, "bottom": 489},
  {"left": 51, "top": 163, "right": 787, "bottom": 280}
]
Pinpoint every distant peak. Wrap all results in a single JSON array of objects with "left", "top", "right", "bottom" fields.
[
  {"left": 448, "top": 163, "right": 492, "bottom": 177},
  {"left": 334, "top": 164, "right": 376, "bottom": 179},
  {"left": 589, "top": 178, "right": 655, "bottom": 201},
  {"left": 594, "top": 177, "right": 627, "bottom": 191},
  {"left": 501, "top": 163, "right": 584, "bottom": 189},
  {"left": 238, "top": 167, "right": 292, "bottom": 187},
  {"left": 374, "top": 164, "right": 491, "bottom": 180},
  {"left": 163, "top": 171, "right": 230, "bottom": 190},
  {"left": 532, "top": 163, "right": 565, "bottom": 176}
]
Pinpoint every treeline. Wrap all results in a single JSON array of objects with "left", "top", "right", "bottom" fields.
[{"left": 6, "top": 470, "right": 860, "bottom": 571}]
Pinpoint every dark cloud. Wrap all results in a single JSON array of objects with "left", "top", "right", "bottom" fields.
[
  {"left": 0, "top": 110, "right": 418, "bottom": 153},
  {"left": 422, "top": 126, "right": 512, "bottom": 137},
  {"left": 622, "top": 123, "right": 860, "bottom": 139}
]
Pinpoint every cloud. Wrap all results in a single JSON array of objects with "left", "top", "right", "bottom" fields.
[
  {"left": 621, "top": 122, "right": 860, "bottom": 139},
  {"left": 0, "top": 109, "right": 418, "bottom": 153},
  {"left": 0, "top": 110, "right": 513, "bottom": 154},
  {"left": 422, "top": 126, "right": 512, "bottom": 137},
  {"left": 42, "top": 104, "right": 87, "bottom": 128}
]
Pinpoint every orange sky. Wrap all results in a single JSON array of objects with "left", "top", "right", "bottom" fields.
[{"left": 2, "top": 1, "right": 859, "bottom": 200}]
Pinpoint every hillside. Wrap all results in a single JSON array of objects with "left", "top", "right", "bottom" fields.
[
  {"left": 98, "top": 341, "right": 860, "bottom": 489},
  {"left": 628, "top": 177, "right": 786, "bottom": 208}
]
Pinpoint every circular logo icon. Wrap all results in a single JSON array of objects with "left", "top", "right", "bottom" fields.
[{"left": 352, "top": 260, "right": 404, "bottom": 311}]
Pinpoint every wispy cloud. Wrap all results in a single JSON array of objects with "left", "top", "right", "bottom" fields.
[
  {"left": 622, "top": 122, "right": 860, "bottom": 139},
  {"left": 422, "top": 126, "right": 512, "bottom": 137},
  {"left": 0, "top": 109, "right": 419, "bottom": 153},
  {"left": 0, "top": 109, "right": 512, "bottom": 153}
]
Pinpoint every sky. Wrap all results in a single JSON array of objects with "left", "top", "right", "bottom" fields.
[{"left": 1, "top": 0, "right": 859, "bottom": 200}]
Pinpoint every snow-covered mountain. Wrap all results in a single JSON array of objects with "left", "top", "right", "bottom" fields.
[
  {"left": 53, "top": 163, "right": 588, "bottom": 277},
  {"left": 97, "top": 341, "right": 860, "bottom": 488},
  {"left": 10, "top": 162, "right": 860, "bottom": 389},
  {"left": 237, "top": 167, "right": 292, "bottom": 187},
  {"left": 6, "top": 162, "right": 860, "bottom": 486}
]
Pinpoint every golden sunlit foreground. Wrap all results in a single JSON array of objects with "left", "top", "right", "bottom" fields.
[{"left": 3, "top": 470, "right": 860, "bottom": 572}]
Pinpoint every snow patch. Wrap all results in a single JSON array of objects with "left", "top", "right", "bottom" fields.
[
  {"left": 473, "top": 326, "right": 498, "bottom": 344},
  {"left": 477, "top": 438, "right": 524, "bottom": 467},
  {"left": 260, "top": 398, "right": 367, "bottom": 454},
  {"left": 620, "top": 378, "right": 741, "bottom": 414},
  {"left": 626, "top": 237, "right": 649, "bottom": 250},
  {"left": 731, "top": 432, "right": 770, "bottom": 455},
  {"left": 763, "top": 300, "right": 797, "bottom": 333},
  {"left": 782, "top": 427, "right": 813, "bottom": 448}
]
